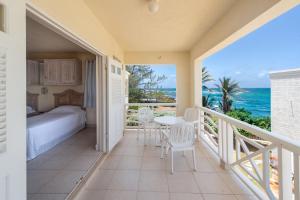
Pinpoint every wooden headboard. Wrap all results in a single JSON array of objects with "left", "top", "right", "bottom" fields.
[
  {"left": 27, "top": 92, "right": 39, "bottom": 111},
  {"left": 53, "top": 89, "right": 84, "bottom": 108}
]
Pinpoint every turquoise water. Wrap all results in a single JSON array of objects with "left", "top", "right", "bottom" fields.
[
  {"left": 159, "top": 88, "right": 271, "bottom": 117},
  {"left": 159, "top": 88, "right": 177, "bottom": 99}
]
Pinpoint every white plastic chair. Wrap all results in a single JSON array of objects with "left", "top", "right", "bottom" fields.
[
  {"left": 137, "top": 107, "right": 154, "bottom": 145},
  {"left": 161, "top": 122, "right": 197, "bottom": 174},
  {"left": 183, "top": 107, "right": 200, "bottom": 125},
  {"left": 180, "top": 107, "right": 200, "bottom": 137}
]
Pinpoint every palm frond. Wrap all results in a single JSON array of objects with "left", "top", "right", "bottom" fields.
[
  {"left": 216, "top": 76, "right": 241, "bottom": 113},
  {"left": 202, "top": 67, "right": 214, "bottom": 84}
]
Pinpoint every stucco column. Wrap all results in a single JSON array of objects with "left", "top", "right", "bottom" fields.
[{"left": 193, "top": 58, "right": 202, "bottom": 107}]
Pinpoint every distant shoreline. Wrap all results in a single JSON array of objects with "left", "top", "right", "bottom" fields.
[{"left": 157, "top": 87, "right": 271, "bottom": 117}]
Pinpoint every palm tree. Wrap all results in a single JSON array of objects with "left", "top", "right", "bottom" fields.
[
  {"left": 202, "top": 67, "right": 214, "bottom": 90},
  {"left": 216, "top": 77, "right": 241, "bottom": 113},
  {"left": 202, "top": 95, "right": 215, "bottom": 109}
]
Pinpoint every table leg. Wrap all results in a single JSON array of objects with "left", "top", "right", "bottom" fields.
[{"left": 155, "top": 124, "right": 162, "bottom": 147}]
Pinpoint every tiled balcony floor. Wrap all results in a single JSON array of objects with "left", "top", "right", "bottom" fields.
[
  {"left": 27, "top": 128, "right": 101, "bottom": 200},
  {"left": 75, "top": 130, "right": 258, "bottom": 200}
]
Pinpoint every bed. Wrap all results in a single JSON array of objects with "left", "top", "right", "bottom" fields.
[{"left": 26, "top": 90, "right": 86, "bottom": 160}]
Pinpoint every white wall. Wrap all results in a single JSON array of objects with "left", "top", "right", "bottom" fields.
[
  {"left": 0, "top": 0, "right": 27, "bottom": 199},
  {"left": 270, "top": 68, "right": 300, "bottom": 140}
]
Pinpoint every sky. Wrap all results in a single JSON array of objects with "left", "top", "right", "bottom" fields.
[
  {"left": 149, "top": 64, "right": 176, "bottom": 88},
  {"left": 203, "top": 5, "right": 300, "bottom": 88}
]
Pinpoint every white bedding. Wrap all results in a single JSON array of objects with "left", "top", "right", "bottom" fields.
[{"left": 27, "top": 106, "right": 86, "bottom": 160}]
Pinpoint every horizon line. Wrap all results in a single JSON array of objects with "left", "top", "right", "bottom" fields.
[{"left": 158, "top": 87, "right": 271, "bottom": 89}]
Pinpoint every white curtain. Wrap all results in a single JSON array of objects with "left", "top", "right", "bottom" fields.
[{"left": 84, "top": 60, "right": 96, "bottom": 108}]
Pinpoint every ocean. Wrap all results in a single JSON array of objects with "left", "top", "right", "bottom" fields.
[{"left": 159, "top": 88, "right": 271, "bottom": 117}]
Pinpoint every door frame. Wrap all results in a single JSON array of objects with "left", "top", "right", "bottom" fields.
[{"left": 25, "top": 2, "right": 108, "bottom": 152}]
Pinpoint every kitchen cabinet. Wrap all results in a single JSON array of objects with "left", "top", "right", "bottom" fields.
[{"left": 41, "top": 59, "right": 81, "bottom": 85}]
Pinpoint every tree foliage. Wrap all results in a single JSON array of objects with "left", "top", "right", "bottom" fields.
[
  {"left": 216, "top": 77, "right": 241, "bottom": 113},
  {"left": 202, "top": 66, "right": 214, "bottom": 90},
  {"left": 227, "top": 108, "right": 271, "bottom": 137},
  {"left": 202, "top": 67, "right": 215, "bottom": 108},
  {"left": 202, "top": 95, "right": 215, "bottom": 109},
  {"left": 126, "top": 65, "right": 172, "bottom": 103}
]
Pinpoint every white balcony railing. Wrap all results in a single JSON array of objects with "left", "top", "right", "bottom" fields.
[
  {"left": 199, "top": 106, "right": 300, "bottom": 200},
  {"left": 124, "top": 103, "right": 176, "bottom": 128},
  {"left": 123, "top": 104, "right": 300, "bottom": 199}
]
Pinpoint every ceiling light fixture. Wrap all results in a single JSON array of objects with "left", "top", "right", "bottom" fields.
[{"left": 148, "top": 0, "right": 159, "bottom": 14}]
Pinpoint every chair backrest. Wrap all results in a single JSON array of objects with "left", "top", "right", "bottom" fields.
[
  {"left": 138, "top": 107, "right": 154, "bottom": 123},
  {"left": 183, "top": 107, "right": 200, "bottom": 123},
  {"left": 169, "top": 122, "right": 195, "bottom": 146}
]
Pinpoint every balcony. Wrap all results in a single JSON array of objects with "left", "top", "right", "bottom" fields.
[
  {"left": 75, "top": 130, "right": 256, "bottom": 200},
  {"left": 73, "top": 104, "right": 300, "bottom": 200}
]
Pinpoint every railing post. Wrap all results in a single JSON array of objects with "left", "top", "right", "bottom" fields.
[
  {"left": 199, "top": 110, "right": 204, "bottom": 138},
  {"left": 218, "top": 120, "right": 233, "bottom": 169},
  {"left": 124, "top": 104, "right": 128, "bottom": 130},
  {"left": 262, "top": 150, "right": 274, "bottom": 199},
  {"left": 235, "top": 137, "right": 241, "bottom": 161},
  {"left": 218, "top": 119, "right": 226, "bottom": 168},
  {"left": 294, "top": 153, "right": 300, "bottom": 200},
  {"left": 278, "top": 146, "right": 293, "bottom": 200},
  {"left": 226, "top": 123, "right": 234, "bottom": 166}
]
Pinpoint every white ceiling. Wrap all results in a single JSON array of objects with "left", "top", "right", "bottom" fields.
[
  {"left": 26, "top": 17, "right": 87, "bottom": 53},
  {"left": 84, "top": 0, "right": 238, "bottom": 51}
]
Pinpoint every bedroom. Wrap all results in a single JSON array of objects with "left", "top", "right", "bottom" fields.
[{"left": 26, "top": 16, "right": 104, "bottom": 199}]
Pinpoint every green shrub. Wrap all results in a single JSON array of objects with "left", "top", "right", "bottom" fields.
[{"left": 227, "top": 108, "right": 271, "bottom": 138}]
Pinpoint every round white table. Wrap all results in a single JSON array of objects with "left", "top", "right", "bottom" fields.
[
  {"left": 153, "top": 116, "right": 185, "bottom": 126},
  {"left": 153, "top": 116, "right": 185, "bottom": 147}
]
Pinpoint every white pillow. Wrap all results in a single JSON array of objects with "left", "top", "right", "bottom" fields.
[
  {"left": 49, "top": 105, "right": 82, "bottom": 113},
  {"left": 27, "top": 106, "right": 36, "bottom": 114}
]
